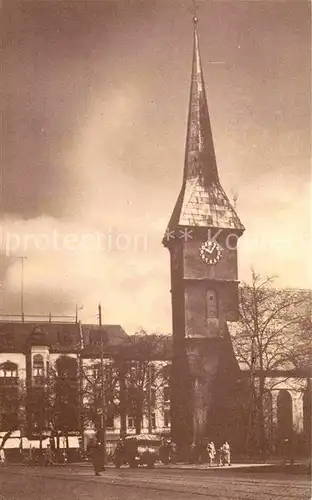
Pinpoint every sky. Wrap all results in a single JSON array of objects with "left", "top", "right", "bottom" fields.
[{"left": 1, "top": 0, "right": 311, "bottom": 333}]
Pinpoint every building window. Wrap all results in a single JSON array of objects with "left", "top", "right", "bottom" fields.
[
  {"left": 206, "top": 289, "right": 218, "bottom": 318},
  {"left": 58, "top": 331, "right": 71, "bottom": 345},
  {"left": 164, "top": 386, "right": 170, "bottom": 403},
  {"left": 128, "top": 416, "right": 134, "bottom": 428},
  {"left": 0, "top": 361, "right": 18, "bottom": 385},
  {"left": 151, "top": 388, "right": 156, "bottom": 408},
  {"left": 277, "top": 390, "right": 293, "bottom": 444},
  {"left": 0, "top": 362, "right": 18, "bottom": 378},
  {"left": 164, "top": 410, "right": 170, "bottom": 427},
  {"left": 263, "top": 391, "right": 273, "bottom": 449},
  {"left": 151, "top": 412, "right": 156, "bottom": 429},
  {"left": 0, "top": 333, "right": 15, "bottom": 348},
  {"left": 106, "top": 414, "right": 114, "bottom": 429},
  {"left": 33, "top": 354, "right": 44, "bottom": 377}
]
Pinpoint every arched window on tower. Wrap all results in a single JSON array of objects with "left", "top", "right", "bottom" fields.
[
  {"left": 206, "top": 289, "right": 218, "bottom": 319},
  {"left": 277, "top": 390, "right": 293, "bottom": 444}
]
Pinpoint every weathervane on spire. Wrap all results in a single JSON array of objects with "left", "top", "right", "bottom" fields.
[{"left": 192, "top": 0, "right": 198, "bottom": 24}]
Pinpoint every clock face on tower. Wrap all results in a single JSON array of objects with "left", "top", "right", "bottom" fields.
[{"left": 199, "top": 240, "right": 223, "bottom": 265}]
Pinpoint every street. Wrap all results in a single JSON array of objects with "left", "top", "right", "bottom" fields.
[{"left": 0, "top": 465, "right": 310, "bottom": 500}]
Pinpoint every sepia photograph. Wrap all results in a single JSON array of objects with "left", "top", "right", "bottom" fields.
[{"left": 0, "top": 0, "right": 311, "bottom": 498}]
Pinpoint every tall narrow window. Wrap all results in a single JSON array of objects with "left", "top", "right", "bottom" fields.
[
  {"left": 277, "top": 390, "right": 293, "bottom": 443},
  {"left": 263, "top": 391, "right": 273, "bottom": 450},
  {"left": 164, "top": 409, "right": 170, "bottom": 427},
  {"left": 33, "top": 355, "right": 44, "bottom": 377},
  {"left": 164, "top": 386, "right": 170, "bottom": 403},
  {"left": 206, "top": 289, "right": 218, "bottom": 318},
  {"left": 151, "top": 412, "right": 156, "bottom": 428},
  {"left": 128, "top": 416, "right": 134, "bottom": 428}
]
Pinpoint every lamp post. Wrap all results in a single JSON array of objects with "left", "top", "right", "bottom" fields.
[{"left": 17, "top": 256, "right": 27, "bottom": 323}]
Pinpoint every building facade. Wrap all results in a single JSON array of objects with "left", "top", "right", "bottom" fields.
[{"left": 0, "top": 321, "right": 171, "bottom": 458}]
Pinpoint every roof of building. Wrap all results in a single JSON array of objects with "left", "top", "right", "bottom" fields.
[
  {"left": 0, "top": 321, "right": 128, "bottom": 354},
  {"left": 0, "top": 321, "right": 172, "bottom": 360},
  {"left": 164, "top": 23, "right": 244, "bottom": 241},
  {"left": 81, "top": 330, "right": 172, "bottom": 360},
  {"left": 0, "top": 321, "right": 81, "bottom": 353}
]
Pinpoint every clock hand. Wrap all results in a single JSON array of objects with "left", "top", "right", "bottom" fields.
[{"left": 205, "top": 243, "right": 216, "bottom": 255}]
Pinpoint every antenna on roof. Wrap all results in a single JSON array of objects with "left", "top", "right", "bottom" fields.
[
  {"left": 98, "top": 303, "right": 102, "bottom": 326},
  {"left": 192, "top": 0, "right": 198, "bottom": 24}
]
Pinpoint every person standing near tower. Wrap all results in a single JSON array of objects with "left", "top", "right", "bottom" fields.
[{"left": 207, "top": 441, "right": 216, "bottom": 467}]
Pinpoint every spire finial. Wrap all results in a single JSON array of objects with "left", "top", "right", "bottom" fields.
[{"left": 192, "top": 0, "right": 198, "bottom": 24}]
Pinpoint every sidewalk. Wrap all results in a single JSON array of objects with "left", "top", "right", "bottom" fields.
[{"left": 68, "top": 459, "right": 311, "bottom": 475}]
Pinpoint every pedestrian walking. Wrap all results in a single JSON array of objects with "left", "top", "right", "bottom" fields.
[
  {"left": 89, "top": 441, "right": 105, "bottom": 476},
  {"left": 219, "top": 441, "right": 231, "bottom": 466},
  {"left": 159, "top": 438, "right": 170, "bottom": 464},
  {"left": 206, "top": 441, "right": 216, "bottom": 467},
  {"left": 283, "top": 437, "right": 294, "bottom": 466},
  {"left": 0, "top": 448, "right": 5, "bottom": 466},
  {"left": 43, "top": 445, "right": 54, "bottom": 467}
]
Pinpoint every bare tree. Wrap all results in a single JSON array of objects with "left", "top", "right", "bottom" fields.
[
  {"left": 0, "top": 379, "right": 26, "bottom": 451},
  {"left": 80, "top": 357, "right": 119, "bottom": 437},
  {"left": 231, "top": 270, "right": 311, "bottom": 457},
  {"left": 79, "top": 330, "right": 171, "bottom": 437},
  {"left": 117, "top": 329, "right": 171, "bottom": 435}
]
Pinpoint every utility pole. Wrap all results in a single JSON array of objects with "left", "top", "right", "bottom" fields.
[
  {"left": 75, "top": 304, "right": 83, "bottom": 323},
  {"left": 118, "top": 357, "right": 127, "bottom": 439},
  {"left": 98, "top": 303, "right": 102, "bottom": 326},
  {"left": 98, "top": 303, "right": 106, "bottom": 467},
  {"left": 147, "top": 364, "right": 152, "bottom": 434},
  {"left": 17, "top": 256, "right": 27, "bottom": 323}
]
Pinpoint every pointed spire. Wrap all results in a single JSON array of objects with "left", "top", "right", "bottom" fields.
[
  {"left": 184, "top": 23, "right": 219, "bottom": 186},
  {"left": 163, "top": 19, "right": 244, "bottom": 237}
]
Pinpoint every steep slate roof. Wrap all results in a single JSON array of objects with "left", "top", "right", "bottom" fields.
[{"left": 164, "top": 22, "right": 244, "bottom": 238}]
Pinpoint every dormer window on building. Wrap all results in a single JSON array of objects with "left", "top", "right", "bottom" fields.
[
  {"left": 58, "top": 331, "right": 72, "bottom": 345},
  {"left": 0, "top": 333, "right": 15, "bottom": 349}
]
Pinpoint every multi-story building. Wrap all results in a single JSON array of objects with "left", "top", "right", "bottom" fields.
[{"left": 0, "top": 320, "right": 171, "bottom": 459}]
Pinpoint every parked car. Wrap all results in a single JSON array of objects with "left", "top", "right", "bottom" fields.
[{"left": 114, "top": 434, "right": 160, "bottom": 469}]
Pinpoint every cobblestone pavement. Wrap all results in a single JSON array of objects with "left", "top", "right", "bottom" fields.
[{"left": 0, "top": 465, "right": 310, "bottom": 500}]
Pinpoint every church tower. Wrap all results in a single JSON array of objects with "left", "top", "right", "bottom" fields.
[{"left": 163, "top": 17, "right": 245, "bottom": 450}]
